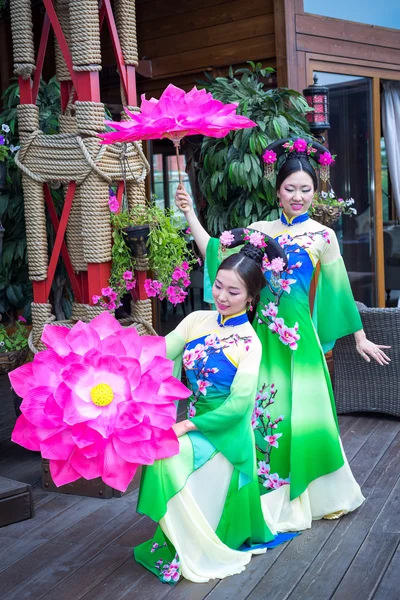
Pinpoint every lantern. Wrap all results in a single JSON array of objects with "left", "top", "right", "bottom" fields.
[{"left": 303, "top": 75, "right": 330, "bottom": 137}]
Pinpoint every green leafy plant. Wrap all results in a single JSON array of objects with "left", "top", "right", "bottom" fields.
[
  {"left": 311, "top": 189, "right": 357, "bottom": 217},
  {"left": 0, "top": 317, "right": 29, "bottom": 353},
  {"left": 0, "top": 76, "right": 62, "bottom": 319},
  {"left": 96, "top": 192, "right": 196, "bottom": 308},
  {"left": 197, "top": 62, "right": 313, "bottom": 234}
]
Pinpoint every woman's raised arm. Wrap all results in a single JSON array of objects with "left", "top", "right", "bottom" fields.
[{"left": 175, "top": 185, "right": 210, "bottom": 256}]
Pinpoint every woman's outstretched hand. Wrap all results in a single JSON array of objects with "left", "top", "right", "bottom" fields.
[
  {"left": 175, "top": 185, "right": 194, "bottom": 215},
  {"left": 172, "top": 419, "right": 197, "bottom": 438},
  {"left": 355, "top": 335, "right": 391, "bottom": 365}
]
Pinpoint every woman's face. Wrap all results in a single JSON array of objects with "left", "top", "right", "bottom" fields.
[
  {"left": 278, "top": 170, "right": 315, "bottom": 219},
  {"left": 212, "top": 269, "right": 251, "bottom": 317}
]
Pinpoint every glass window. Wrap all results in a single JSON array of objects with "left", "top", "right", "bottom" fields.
[
  {"left": 314, "top": 71, "right": 376, "bottom": 306},
  {"left": 304, "top": 0, "right": 400, "bottom": 30}
]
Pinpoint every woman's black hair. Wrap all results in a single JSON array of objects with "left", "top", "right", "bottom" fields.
[
  {"left": 216, "top": 248, "right": 266, "bottom": 323},
  {"left": 276, "top": 156, "right": 318, "bottom": 191}
]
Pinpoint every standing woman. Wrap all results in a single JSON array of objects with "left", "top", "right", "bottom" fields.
[
  {"left": 175, "top": 138, "right": 390, "bottom": 533},
  {"left": 134, "top": 244, "right": 294, "bottom": 585}
]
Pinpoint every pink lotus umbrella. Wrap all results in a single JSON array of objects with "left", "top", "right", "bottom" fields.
[
  {"left": 10, "top": 312, "right": 191, "bottom": 492},
  {"left": 101, "top": 84, "right": 257, "bottom": 184}
]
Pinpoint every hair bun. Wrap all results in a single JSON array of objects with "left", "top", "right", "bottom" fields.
[{"left": 239, "top": 243, "right": 264, "bottom": 267}]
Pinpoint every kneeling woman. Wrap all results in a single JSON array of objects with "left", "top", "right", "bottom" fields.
[{"left": 134, "top": 244, "right": 292, "bottom": 584}]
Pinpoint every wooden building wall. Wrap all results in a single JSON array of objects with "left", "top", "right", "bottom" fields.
[
  {"left": 281, "top": 1, "right": 400, "bottom": 91},
  {"left": 102, "top": 0, "right": 277, "bottom": 106}
]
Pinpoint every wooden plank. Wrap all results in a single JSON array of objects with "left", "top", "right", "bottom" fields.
[
  {"left": 80, "top": 558, "right": 153, "bottom": 600},
  {"left": 151, "top": 35, "right": 275, "bottom": 79},
  {"left": 372, "top": 77, "right": 385, "bottom": 308},
  {"left": 372, "top": 545, "right": 400, "bottom": 600},
  {"left": 285, "top": 430, "right": 400, "bottom": 600},
  {"left": 27, "top": 496, "right": 105, "bottom": 541},
  {"left": 56, "top": 489, "right": 139, "bottom": 544},
  {"left": 0, "top": 538, "right": 48, "bottom": 575},
  {"left": 0, "top": 494, "right": 81, "bottom": 540},
  {"left": 111, "top": 515, "right": 156, "bottom": 548},
  {"left": 297, "top": 13, "right": 400, "bottom": 51},
  {"left": 340, "top": 415, "right": 380, "bottom": 462},
  {"left": 1, "top": 501, "right": 143, "bottom": 599},
  {"left": 138, "top": 0, "right": 272, "bottom": 42},
  {"left": 40, "top": 545, "right": 132, "bottom": 600},
  {"left": 371, "top": 477, "right": 400, "bottom": 535},
  {"left": 337, "top": 415, "right": 361, "bottom": 438},
  {"left": 273, "top": 0, "right": 299, "bottom": 89},
  {"left": 297, "top": 33, "right": 400, "bottom": 66},
  {"left": 139, "top": 15, "right": 274, "bottom": 59},
  {"left": 307, "top": 53, "right": 400, "bottom": 78},
  {"left": 246, "top": 521, "right": 337, "bottom": 600},
  {"left": 137, "top": 0, "right": 236, "bottom": 23},
  {"left": 1, "top": 540, "right": 75, "bottom": 598},
  {"left": 331, "top": 532, "right": 399, "bottom": 600}
]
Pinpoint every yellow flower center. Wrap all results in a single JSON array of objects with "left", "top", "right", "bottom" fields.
[{"left": 90, "top": 383, "right": 114, "bottom": 407}]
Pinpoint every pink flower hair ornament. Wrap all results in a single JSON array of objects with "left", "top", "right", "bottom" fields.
[
  {"left": 261, "top": 137, "right": 337, "bottom": 183},
  {"left": 10, "top": 312, "right": 191, "bottom": 492}
]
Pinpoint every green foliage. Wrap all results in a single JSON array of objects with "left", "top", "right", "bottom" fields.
[
  {"left": 0, "top": 319, "right": 29, "bottom": 353},
  {"left": 197, "top": 62, "right": 313, "bottom": 234},
  {"left": 0, "top": 77, "right": 61, "bottom": 319},
  {"left": 110, "top": 202, "right": 195, "bottom": 301}
]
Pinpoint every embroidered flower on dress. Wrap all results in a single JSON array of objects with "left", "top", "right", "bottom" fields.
[{"left": 264, "top": 433, "right": 283, "bottom": 448}]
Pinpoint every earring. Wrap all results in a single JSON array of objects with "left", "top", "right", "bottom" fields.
[
  {"left": 279, "top": 201, "right": 283, "bottom": 208},
  {"left": 247, "top": 303, "right": 253, "bottom": 312}
]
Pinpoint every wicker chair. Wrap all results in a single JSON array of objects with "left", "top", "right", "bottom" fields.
[{"left": 333, "top": 303, "right": 400, "bottom": 417}]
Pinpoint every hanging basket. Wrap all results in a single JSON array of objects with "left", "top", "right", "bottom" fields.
[
  {"left": 312, "top": 204, "right": 343, "bottom": 228},
  {"left": 123, "top": 224, "right": 150, "bottom": 258},
  {"left": 0, "top": 347, "right": 29, "bottom": 376}
]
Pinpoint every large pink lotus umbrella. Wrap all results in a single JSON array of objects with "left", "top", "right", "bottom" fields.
[
  {"left": 102, "top": 84, "right": 256, "bottom": 184},
  {"left": 10, "top": 312, "right": 191, "bottom": 492}
]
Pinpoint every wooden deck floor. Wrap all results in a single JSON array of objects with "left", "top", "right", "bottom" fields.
[{"left": 0, "top": 375, "right": 399, "bottom": 600}]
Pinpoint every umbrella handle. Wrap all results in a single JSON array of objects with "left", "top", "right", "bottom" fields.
[{"left": 173, "top": 140, "right": 184, "bottom": 186}]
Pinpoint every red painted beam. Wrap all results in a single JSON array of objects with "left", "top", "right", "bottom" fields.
[
  {"left": 60, "top": 81, "right": 73, "bottom": 113},
  {"left": 87, "top": 262, "right": 112, "bottom": 305},
  {"left": 32, "top": 14, "right": 51, "bottom": 104},
  {"left": 46, "top": 182, "right": 77, "bottom": 293},
  {"left": 44, "top": 184, "right": 83, "bottom": 304},
  {"left": 32, "top": 281, "right": 49, "bottom": 304},
  {"left": 74, "top": 72, "right": 100, "bottom": 102},
  {"left": 18, "top": 77, "right": 33, "bottom": 105},
  {"left": 42, "top": 0, "right": 78, "bottom": 92}
]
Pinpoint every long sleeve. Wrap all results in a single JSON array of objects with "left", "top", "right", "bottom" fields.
[
  {"left": 313, "top": 230, "right": 363, "bottom": 352},
  {"left": 204, "top": 237, "right": 224, "bottom": 303},
  {"left": 190, "top": 340, "right": 262, "bottom": 485}
]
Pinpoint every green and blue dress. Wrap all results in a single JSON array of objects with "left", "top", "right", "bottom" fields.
[
  {"left": 134, "top": 310, "right": 293, "bottom": 584},
  {"left": 204, "top": 212, "right": 365, "bottom": 532}
]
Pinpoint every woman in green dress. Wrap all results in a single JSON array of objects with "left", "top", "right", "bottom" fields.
[
  {"left": 135, "top": 244, "right": 295, "bottom": 584},
  {"left": 175, "top": 137, "right": 390, "bottom": 534}
]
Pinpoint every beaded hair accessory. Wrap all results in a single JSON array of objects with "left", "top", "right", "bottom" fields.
[{"left": 262, "top": 137, "right": 336, "bottom": 183}]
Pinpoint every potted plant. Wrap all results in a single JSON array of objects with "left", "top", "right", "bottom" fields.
[
  {"left": 310, "top": 188, "right": 357, "bottom": 228},
  {"left": 0, "top": 316, "right": 30, "bottom": 375},
  {"left": 92, "top": 191, "right": 196, "bottom": 310}
]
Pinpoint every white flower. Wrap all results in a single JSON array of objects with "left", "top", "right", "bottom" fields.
[
  {"left": 328, "top": 191, "right": 335, "bottom": 198},
  {"left": 10, "top": 145, "right": 20, "bottom": 153},
  {"left": 1, "top": 124, "right": 10, "bottom": 133},
  {"left": 321, "top": 191, "right": 328, "bottom": 199}
]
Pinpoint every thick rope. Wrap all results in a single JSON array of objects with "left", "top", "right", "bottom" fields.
[
  {"left": 70, "top": 0, "right": 102, "bottom": 70},
  {"left": 114, "top": 0, "right": 139, "bottom": 67},
  {"left": 54, "top": 0, "right": 72, "bottom": 82},
  {"left": 9, "top": 0, "right": 35, "bottom": 79}
]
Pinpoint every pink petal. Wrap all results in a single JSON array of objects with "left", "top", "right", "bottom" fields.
[
  {"left": 9, "top": 362, "right": 36, "bottom": 398},
  {"left": 11, "top": 414, "right": 57, "bottom": 451},
  {"left": 89, "top": 311, "right": 123, "bottom": 340},
  {"left": 40, "top": 429, "right": 75, "bottom": 460},
  {"left": 113, "top": 435, "right": 156, "bottom": 464},
  {"left": 70, "top": 449, "right": 103, "bottom": 480},
  {"left": 114, "top": 421, "right": 152, "bottom": 444},
  {"left": 116, "top": 401, "right": 146, "bottom": 429},
  {"left": 20, "top": 386, "right": 59, "bottom": 428},
  {"left": 140, "top": 355, "right": 173, "bottom": 380},
  {"left": 41, "top": 325, "right": 72, "bottom": 356},
  {"left": 117, "top": 328, "right": 142, "bottom": 359},
  {"left": 158, "top": 376, "right": 191, "bottom": 401},
  {"left": 62, "top": 363, "right": 94, "bottom": 401},
  {"left": 138, "top": 336, "right": 166, "bottom": 366},
  {"left": 62, "top": 384, "right": 101, "bottom": 425},
  {"left": 97, "top": 336, "right": 127, "bottom": 356},
  {"left": 66, "top": 321, "right": 101, "bottom": 355},
  {"left": 151, "top": 427, "right": 179, "bottom": 460},
  {"left": 132, "top": 372, "right": 161, "bottom": 403},
  {"left": 50, "top": 457, "right": 81, "bottom": 487},
  {"left": 32, "top": 350, "right": 65, "bottom": 389},
  {"left": 102, "top": 441, "right": 138, "bottom": 492},
  {"left": 86, "top": 403, "right": 118, "bottom": 439},
  {"left": 141, "top": 402, "right": 177, "bottom": 429}
]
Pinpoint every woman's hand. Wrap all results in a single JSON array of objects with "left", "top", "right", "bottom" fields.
[
  {"left": 175, "top": 185, "right": 194, "bottom": 215},
  {"left": 355, "top": 331, "right": 391, "bottom": 365},
  {"left": 172, "top": 419, "right": 197, "bottom": 438}
]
